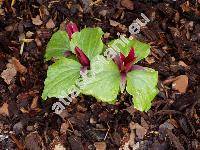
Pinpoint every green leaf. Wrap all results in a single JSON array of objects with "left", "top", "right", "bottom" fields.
[
  {"left": 126, "top": 68, "right": 158, "bottom": 112},
  {"left": 42, "top": 57, "right": 81, "bottom": 100},
  {"left": 108, "top": 38, "right": 151, "bottom": 63},
  {"left": 80, "top": 55, "right": 120, "bottom": 103},
  {"left": 45, "top": 31, "right": 70, "bottom": 61},
  {"left": 70, "top": 28, "right": 104, "bottom": 60}
]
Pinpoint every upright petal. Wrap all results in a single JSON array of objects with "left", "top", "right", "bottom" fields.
[{"left": 124, "top": 48, "right": 136, "bottom": 72}]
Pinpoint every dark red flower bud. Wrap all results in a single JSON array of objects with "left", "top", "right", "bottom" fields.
[
  {"left": 75, "top": 47, "right": 90, "bottom": 68},
  {"left": 66, "top": 22, "right": 79, "bottom": 39}
]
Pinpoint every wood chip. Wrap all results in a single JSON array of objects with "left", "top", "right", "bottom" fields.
[
  {"left": 10, "top": 57, "right": 27, "bottom": 74},
  {"left": 1, "top": 62, "right": 17, "bottom": 84},
  {"left": 25, "top": 132, "right": 44, "bottom": 150},
  {"left": 178, "top": 61, "right": 188, "bottom": 68},
  {"left": 172, "top": 75, "right": 188, "bottom": 93},
  {"left": 181, "top": 1, "right": 190, "bottom": 12},
  {"left": 121, "top": 0, "right": 134, "bottom": 10},
  {"left": 54, "top": 143, "right": 66, "bottom": 150},
  {"left": 60, "top": 122, "right": 69, "bottom": 134},
  {"left": 46, "top": 18, "right": 55, "bottom": 29},
  {"left": 30, "top": 96, "right": 39, "bottom": 110},
  {"left": 94, "top": 142, "right": 106, "bottom": 150},
  {"left": 109, "top": 20, "right": 127, "bottom": 32},
  {"left": 0, "top": 103, "right": 9, "bottom": 116},
  {"left": 109, "top": 20, "right": 120, "bottom": 27},
  {"left": 129, "top": 122, "right": 147, "bottom": 139}
]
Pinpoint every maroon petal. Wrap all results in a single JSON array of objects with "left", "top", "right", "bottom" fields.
[
  {"left": 120, "top": 52, "right": 126, "bottom": 62},
  {"left": 66, "top": 22, "right": 79, "bottom": 39},
  {"left": 124, "top": 48, "right": 136, "bottom": 72},
  {"left": 75, "top": 47, "right": 90, "bottom": 67}
]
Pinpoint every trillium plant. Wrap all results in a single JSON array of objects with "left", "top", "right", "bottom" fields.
[{"left": 42, "top": 22, "right": 159, "bottom": 112}]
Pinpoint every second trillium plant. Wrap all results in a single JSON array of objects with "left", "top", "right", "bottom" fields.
[{"left": 42, "top": 22, "right": 158, "bottom": 112}]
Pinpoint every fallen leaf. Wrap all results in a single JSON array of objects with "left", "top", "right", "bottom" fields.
[
  {"left": 39, "top": 5, "right": 49, "bottom": 19},
  {"left": 32, "top": 15, "right": 43, "bottom": 26},
  {"left": 60, "top": 121, "right": 69, "bottom": 134},
  {"left": 0, "top": 9, "right": 5, "bottom": 16},
  {"left": 109, "top": 20, "right": 127, "bottom": 32},
  {"left": 46, "top": 18, "right": 55, "bottom": 29},
  {"left": 25, "top": 132, "right": 44, "bottom": 150},
  {"left": 141, "top": 117, "right": 149, "bottom": 130},
  {"left": 54, "top": 143, "right": 66, "bottom": 150},
  {"left": 181, "top": 1, "right": 190, "bottom": 12},
  {"left": 94, "top": 142, "right": 106, "bottom": 150},
  {"left": 145, "top": 57, "right": 155, "bottom": 64},
  {"left": 178, "top": 61, "right": 188, "bottom": 68},
  {"left": 104, "top": 32, "right": 110, "bottom": 38},
  {"left": 129, "top": 122, "right": 147, "bottom": 139},
  {"left": 121, "top": 0, "right": 134, "bottom": 10},
  {"left": 159, "top": 120, "right": 175, "bottom": 131},
  {"left": 110, "top": 20, "right": 120, "bottom": 27},
  {"left": 0, "top": 103, "right": 9, "bottom": 116},
  {"left": 99, "top": 9, "right": 108, "bottom": 17},
  {"left": 172, "top": 75, "right": 188, "bottom": 93},
  {"left": 30, "top": 96, "right": 39, "bottom": 110},
  {"left": 10, "top": 57, "right": 27, "bottom": 74},
  {"left": 35, "top": 38, "right": 42, "bottom": 47},
  {"left": 135, "top": 123, "right": 147, "bottom": 139},
  {"left": 1, "top": 62, "right": 17, "bottom": 84},
  {"left": 26, "top": 31, "right": 34, "bottom": 38}
]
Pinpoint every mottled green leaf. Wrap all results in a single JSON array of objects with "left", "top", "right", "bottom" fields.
[
  {"left": 80, "top": 55, "right": 120, "bottom": 103},
  {"left": 45, "top": 31, "right": 70, "bottom": 61},
  {"left": 70, "top": 28, "right": 104, "bottom": 60},
  {"left": 126, "top": 68, "right": 158, "bottom": 112},
  {"left": 42, "top": 57, "right": 81, "bottom": 100}
]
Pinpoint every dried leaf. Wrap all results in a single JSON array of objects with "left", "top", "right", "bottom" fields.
[
  {"left": 110, "top": 20, "right": 120, "bottom": 27},
  {"left": 25, "top": 132, "right": 44, "bottom": 150},
  {"left": 0, "top": 103, "right": 9, "bottom": 116},
  {"left": 39, "top": 5, "right": 49, "bottom": 19},
  {"left": 46, "top": 18, "right": 55, "bottom": 29},
  {"left": 32, "top": 15, "right": 43, "bottom": 26},
  {"left": 10, "top": 57, "right": 27, "bottom": 74},
  {"left": 172, "top": 75, "right": 188, "bottom": 93},
  {"left": 54, "top": 144, "right": 66, "bottom": 150},
  {"left": 94, "top": 142, "right": 106, "bottom": 150},
  {"left": 181, "top": 1, "right": 190, "bottom": 12},
  {"left": 1, "top": 62, "right": 17, "bottom": 84},
  {"left": 135, "top": 123, "right": 147, "bottom": 139},
  {"left": 30, "top": 96, "right": 39, "bottom": 110},
  {"left": 178, "top": 61, "right": 188, "bottom": 68},
  {"left": 129, "top": 122, "right": 147, "bottom": 139},
  {"left": 60, "top": 122, "right": 69, "bottom": 134},
  {"left": 109, "top": 20, "right": 127, "bottom": 32}
]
